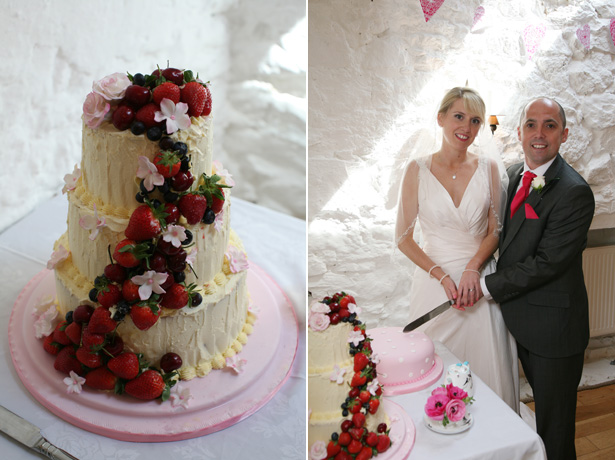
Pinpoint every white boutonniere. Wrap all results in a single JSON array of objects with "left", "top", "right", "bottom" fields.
[{"left": 531, "top": 175, "right": 546, "bottom": 192}]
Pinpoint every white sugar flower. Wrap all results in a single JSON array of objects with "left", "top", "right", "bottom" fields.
[
  {"left": 329, "top": 364, "right": 346, "bottom": 385},
  {"left": 136, "top": 156, "right": 165, "bottom": 192},
  {"left": 310, "top": 300, "right": 330, "bottom": 315},
  {"left": 33, "top": 304, "right": 58, "bottom": 339},
  {"left": 186, "top": 249, "right": 197, "bottom": 268},
  {"left": 170, "top": 385, "right": 192, "bottom": 409},
  {"left": 79, "top": 204, "right": 106, "bottom": 240},
  {"left": 348, "top": 302, "right": 362, "bottom": 315},
  {"left": 47, "top": 245, "right": 69, "bottom": 270},
  {"left": 212, "top": 160, "right": 235, "bottom": 187},
  {"left": 62, "top": 164, "right": 81, "bottom": 194},
  {"left": 131, "top": 270, "right": 168, "bottom": 300},
  {"left": 32, "top": 295, "right": 56, "bottom": 316},
  {"left": 371, "top": 353, "right": 381, "bottom": 365},
  {"left": 154, "top": 99, "right": 191, "bottom": 134},
  {"left": 63, "top": 371, "right": 86, "bottom": 395},
  {"left": 226, "top": 246, "right": 249, "bottom": 273},
  {"left": 248, "top": 303, "right": 261, "bottom": 316},
  {"left": 310, "top": 441, "right": 327, "bottom": 460},
  {"left": 162, "top": 224, "right": 186, "bottom": 248},
  {"left": 367, "top": 378, "right": 380, "bottom": 396},
  {"left": 226, "top": 355, "right": 247, "bottom": 374},
  {"left": 348, "top": 330, "right": 364, "bottom": 347}
]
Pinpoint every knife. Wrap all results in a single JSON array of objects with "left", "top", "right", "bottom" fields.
[
  {"left": 403, "top": 299, "right": 455, "bottom": 332},
  {"left": 0, "top": 405, "right": 78, "bottom": 459}
]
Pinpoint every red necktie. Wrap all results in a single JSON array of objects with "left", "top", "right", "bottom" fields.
[{"left": 510, "top": 171, "right": 537, "bottom": 218}]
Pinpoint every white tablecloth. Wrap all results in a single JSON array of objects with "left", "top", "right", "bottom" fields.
[
  {"left": 0, "top": 193, "right": 306, "bottom": 459},
  {"left": 394, "top": 342, "right": 546, "bottom": 460}
]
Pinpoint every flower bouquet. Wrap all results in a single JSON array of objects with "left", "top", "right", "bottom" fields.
[{"left": 424, "top": 383, "right": 475, "bottom": 434}]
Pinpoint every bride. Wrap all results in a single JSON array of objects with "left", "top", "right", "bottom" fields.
[{"left": 395, "top": 87, "right": 519, "bottom": 412}]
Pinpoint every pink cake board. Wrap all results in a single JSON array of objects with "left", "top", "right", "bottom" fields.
[
  {"left": 377, "top": 400, "right": 416, "bottom": 460},
  {"left": 8, "top": 264, "right": 299, "bottom": 442}
]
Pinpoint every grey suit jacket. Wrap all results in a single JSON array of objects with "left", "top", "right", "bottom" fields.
[{"left": 485, "top": 154, "right": 595, "bottom": 358}]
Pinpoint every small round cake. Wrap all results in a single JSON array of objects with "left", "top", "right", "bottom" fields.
[{"left": 368, "top": 327, "right": 442, "bottom": 395}]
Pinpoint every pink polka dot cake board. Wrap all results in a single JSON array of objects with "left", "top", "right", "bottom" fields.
[
  {"left": 8, "top": 265, "right": 298, "bottom": 442},
  {"left": 368, "top": 327, "right": 443, "bottom": 396}
]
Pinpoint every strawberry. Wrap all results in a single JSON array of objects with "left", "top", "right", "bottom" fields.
[
  {"left": 135, "top": 103, "right": 162, "bottom": 128},
  {"left": 339, "top": 295, "right": 352, "bottom": 309},
  {"left": 97, "top": 283, "right": 122, "bottom": 309},
  {"left": 368, "top": 398, "right": 380, "bottom": 414},
  {"left": 82, "top": 325, "right": 105, "bottom": 350},
  {"left": 356, "top": 447, "right": 374, "bottom": 460},
  {"left": 338, "top": 308, "right": 351, "bottom": 319},
  {"left": 76, "top": 347, "right": 102, "bottom": 368},
  {"left": 85, "top": 367, "right": 117, "bottom": 391},
  {"left": 108, "top": 352, "right": 140, "bottom": 379},
  {"left": 152, "top": 82, "right": 180, "bottom": 105},
  {"left": 124, "top": 369, "right": 165, "bottom": 400},
  {"left": 153, "top": 150, "right": 181, "bottom": 178},
  {"left": 338, "top": 432, "right": 351, "bottom": 447},
  {"left": 349, "top": 426, "right": 366, "bottom": 441},
  {"left": 349, "top": 398, "right": 362, "bottom": 414},
  {"left": 88, "top": 307, "right": 117, "bottom": 334},
  {"left": 352, "top": 412, "right": 366, "bottom": 428},
  {"left": 160, "top": 283, "right": 188, "bottom": 310},
  {"left": 365, "top": 431, "right": 379, "bottom": 447},
  {"left": 177, "top": 193, "right": 207, "bottom": 225},
  {"left": 130, "top": 303, "right": 160, "bottom": 330},
  {"left": 326, "top": 441, "right": 341, "bottom": 458},
  {"left": 122, "top": 279, "right": 140, "bottom": 302},
  {"left": 376, "top": 434, "right": 391, "bottom": 453},
  {"left": 180, "top": 81, "right": 207, "bottom": 117},
  {"left": 354, "top": 352, "right": 369, "bottom": 372},
  {"left": 125, "top": 203, "right": 165, "bottom": 241},
  {"left": 43, "top": 334, "right": 62, "bottom": 355},
  {"left": 348, "top": 439, "right": 362, "bottom": 455},
  {"left": 52, "top": 321, "right": 71, "bottom": 346},
  {"left": 211, "top": 189, "right": 224, "bottom": 214},
  {"left": 359, "top": 390, "right": 371, "bottom": 403},
  {"left": 351, "top": 371, "right": 367, "bottom": 388},
  {"left": 64, "top": 321, "right": 82, "bottom": 345},
  {"left": 200, "top": 85, "right": 212, "bottom": 116},
  {"left": 335, "top": 452, "right": 352, "bottom": 460},
  {"left": 113, "top": 239, "right": 150, "bottom": 268},
  {"left": 54, "top": 346, "right": 81, "bottom": 375}
]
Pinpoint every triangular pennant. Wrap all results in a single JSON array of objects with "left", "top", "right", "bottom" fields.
[
  {"left": 523, "top": 24, "right": 546, "bottom": 60},
  {"left": 419, "top": 0, "right": 445, "bottom": 22},
  {"left": 472, "top": 6, "right": 485, "bottom": 29},
  {"left": 610, "top": 19, "right": 615, "bottom": 47},
  {"left": 576, "top": 24, "right": 590, "bottom": 49}
]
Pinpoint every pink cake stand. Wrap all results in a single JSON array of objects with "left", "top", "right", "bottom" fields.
[
  {"left": 8, "top": 264, "right": 299, "bottom": 442},
  {"left": 376, "top": 400, "right": 416, "bottom": 460}
]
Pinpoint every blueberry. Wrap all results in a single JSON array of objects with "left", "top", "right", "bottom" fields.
[
  {"left": 132, "top": 73, "right": 146, "bottom": 86},
  {"left": 65, "top": 311, "right": 73, "bottom": 324},
  {"left": 181, "top": 230, "right": 193, "bottom": 245},
  {"left": 139, "top": 180, "right": 151, "bottom": 195},
  {"left": 173, "top": 142, "right": 188, "bottom": 156},
  {"left": 331, "top": 433, "right": 339, "bottom": 441},
  {"left": 117, "top": 300, "right": 131, "bottom": 314},
  {"left": 174, "top": 271, "right": 186, "bottom": 283},
  {"left": 131, "top": 121, "right": 146, "bottom": 136},
  {"left": 163, "top": 191, "right": 179, "bottom": 203},
  {"left": 191, "top": 292, "right": 202, "bottom": 307},
  {"left": 159, "top": 136, "right": 175, "bottom": 150},
  {"left": 157, "top": 180, "right": 171, "bottom": 194},
  {"left": 151, "top": 199, "right": 162, "bottom": 209},
  {"left": 135, "top": 192, "right": 146, "bottom": 203},
  {"left": 89, "top": 288, "right": 98, "bottom": 302},
  {"left": 112, "top": 311, "right": 125, "bottom": 321},
  {"left": 180, "top": 156, "right": 191, "bottom": 171},
  {"left": 201, "top": 208, "right": 216, "bottom": 224},
  {"left": 342, "top": 409, "right": 349, "bottom": 417},
  {"left": 147, "top": 126, "right": 162, "bottom": 141}
]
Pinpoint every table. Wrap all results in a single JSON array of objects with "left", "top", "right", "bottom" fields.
[
  {"left": 0, "top": 193, "right": 306, "bottom": 459},
  {"left": 393, "top": 342, "right": 546, "bottom": 460}
]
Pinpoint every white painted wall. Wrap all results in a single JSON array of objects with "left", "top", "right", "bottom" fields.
[
  {"left": 308, "top": 0, "right": 615, "bottom": 328},
  {"left": 0, "top": 0, "right": 306, "bottom": 234}
]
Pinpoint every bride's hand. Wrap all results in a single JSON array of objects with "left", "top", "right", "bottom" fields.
[
  {"left": 440, "top": 277, "right": 464, "bottom": 311},
  {"left": 458, "top": 270, "right": 481, "bottom": 308}
]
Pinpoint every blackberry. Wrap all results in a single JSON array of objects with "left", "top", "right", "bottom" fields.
[
  {"left": 117, "top": 300, "right": 131, "bottom": 314},
  {"left": 201, "top": 208, "right": 216, "bottom": 224},
  {"left": 173, "top": 142, "right": 188, "bottom": 156},
  {"left": 131, "top": 121, "right": 146, "bottom": 136},
  {"left": 132, "top": 73, "right": 146, "bottom": 86},
  {"left": 159, "top": 136, "right": 175, "bottom": 150},
  {"left": 146, "top": 126, "right": 162, "bottom": 141}
]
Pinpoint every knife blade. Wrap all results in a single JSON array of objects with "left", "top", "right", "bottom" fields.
[
  {"left": 403, "top": 299, "right": 455, "bottom": 332},
  {"left": 0, "top": 405, "right": 78, "bottom": 460}
]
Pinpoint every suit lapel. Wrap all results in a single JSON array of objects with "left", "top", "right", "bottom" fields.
[{"left": 500, "top": 163, "right": 524, "bottom": 255}]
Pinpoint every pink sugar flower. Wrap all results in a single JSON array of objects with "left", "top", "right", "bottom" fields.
[
  {"left": 131, "top": 270, "right": 168, "bottom": 300},
  {"left": 154, "top": 99, "right": 191, "bottom": 134},
  {"left": 425, "top": 393, "right": 450, "bottom": 421},
  {"left": 136, "top": 156, "right": 165, "bottom": 192},
  {"left": 63, "top": 371, "right": 86, "bottom": 395},
  {"left": 83, "top": 92, "right": 110, "bottom": 129},
  {"left": 445, "top": 398, "right": 466, "bottom": 423},
  {"left": 47, "top": 245, "right": 69, "bottom": 270},
  {"left": 226, "top": 355, "right": 247, "bottom": 374},
  {"left": 162, "top": 224, "right": 186, "bottom": 248},
  {"left": 226, "top": 246, "right": 249, "bottom": 273},
  {"left": 170, "top": 386, "right": 192, "bottom": 409},
  {"left": 310, "top": 441, "right": 327, "bottom": 460},
  {"left": 213, "top": 209, "right": 224, "bottom": 232},
  {"left": 310, "top": 300, "right": 330, "bottom": 315},
  {"left": 92, "top": 72, "right": 130, "bottom": 101},
  {"left": 347, "top": 330, "right": 364, "bottom": 347},
  {"left": 329, "top": 364, "right": 346, "bottom": 384},
  {"left": 367, "top": 378, "right": 380, "bottom": 395},
  {"left": 79, "top": 203, "right": 106, "bottom": 240},
  {"left": 62, "top": 164, "right": 81, "bottom": 194},
  {"left": 212, "top": 160, "right": 235, "bottom": 187},
  {"left": 309, "top": 312, "right": 330, "bottom": 332}
]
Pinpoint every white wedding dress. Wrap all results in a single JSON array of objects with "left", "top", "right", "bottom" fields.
[{"left": 402, "top": 156, "right": 519, "bottom": 413}]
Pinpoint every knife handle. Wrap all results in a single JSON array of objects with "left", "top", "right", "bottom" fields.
[{"left": 34, "top": 438, "right": 79, "bottom": 460}]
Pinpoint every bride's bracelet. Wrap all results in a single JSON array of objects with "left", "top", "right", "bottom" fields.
[
  {"left": 428, "top": 264, "right": 440, "bottom": 278},
  {"left": 438, "top": 273, "right": 450, "bottom": 284},
  {"left": 463, "top": 269, "right": 481, "bottom": 276}
]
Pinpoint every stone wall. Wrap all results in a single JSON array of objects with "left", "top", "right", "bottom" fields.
[
  {"left": 0, "top": 0, "right": 306, "bottom": 234},
  {"left": 308, "top": 0, "right": 615, "bottom": 328}
]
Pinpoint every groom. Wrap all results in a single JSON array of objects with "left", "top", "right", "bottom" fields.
[{"left": 480, "top": 97, "right": 594, "bottom": 459}]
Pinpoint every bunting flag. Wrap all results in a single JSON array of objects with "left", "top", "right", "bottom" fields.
[
  {"left": 523, "top": 24, "right": 546, "bottom": 60},
  {"left": 576, "top": 24, "right": 590, "bottom": 49},
  {"left": 472, "top": 6, "right": 485, "bottom": 29},
  {"left": 610, "top": 19, "right": 615, "bottom": 47},
  {"left": 419, "top": 0, "right": 445, "bottom": 22}
]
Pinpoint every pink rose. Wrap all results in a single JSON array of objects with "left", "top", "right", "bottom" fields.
[
  {"left": 445, "top": 398, "right": 466, "bottom": 422},
  {"left": 431, "top": 386, "right": 448, "bottom": 397},
  {"left": 92, "top": 72, "right": 130, "bottom": 101},
  {"left": 424, "top": 393, "right": 449, "bottom": 421},
  {"left": 309, "top": 312, "right": 330, "bottom": 332},
  {"left": 447, "top": 383, "right": 468, "bottom": 400},
  {"left": 309, "top": 440, "right": 327, "bottom": 460},
  {"left": 310, "top": 300, "right": 330, "bottom": 315},
  {"left": 83, "top": 92, "right": 110, "bottom": 128}
]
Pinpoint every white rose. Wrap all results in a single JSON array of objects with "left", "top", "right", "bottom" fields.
[
  {"left": 309, "top": 441, "right": 327, "bottom": 460},
  {"left": 82, "top": 92, "right": 110, "bottom": 129},
  {"left": 310, "top": 300, "right": 330, "bottom": 314},
  {"left": 308, "top": 312, "right": 330, "bottom": 332},
  {"left": 531, "top": 175, "right": 546, "bottom": 190},
  {"left": 92, "top": 72, "right": 131, "bottom": 101}
]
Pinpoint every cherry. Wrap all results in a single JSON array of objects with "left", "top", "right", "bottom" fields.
[
  {"left": 73, "top": 304, "right": 95, "bottom": 324},
  {"left": 157, "top": 239, "right": 181, "bottom": 256},
  {"left": 112, "top": 105, "right": 135, "bottom": 131},
  {"left": 105, "top": 335, "right": 124, "bottom": 357},
  {"left": 160, "top": 269, "right": 175, "bottom": 290},
  {"left": 167, "top": 250, "right": 187, "bottom": 272},
  {"left": 377, "top": 423, "right": 388, "bottom": 433},
  {"left": 329, "top": 302, "right": 340, "bottom": 313},
  {"left": 171, "top": 171, "right": 194, "bottom": 192},
  {"left": 330, "top": 313, "right": 341, "bottom": 325},
  {"left": 160, "top": 352, "right": 183, "bottom": 372},
  {"left": 103, "top": 263, "right": 127, "bottom": 283},
  {"left": 341, "top": 420, "right": 353, "bottom": 433},
  {"left": 148, "top": 252, "right": 168, "bottom": 272},
  {"left": 162, "top": 68, "right": 184, "bottom": 86},
  {"left": 164, "top": 203, "right": 180, "bottom": 224},
  {"left": 124, "top": 85, "right": 151, "bottom": 109}
]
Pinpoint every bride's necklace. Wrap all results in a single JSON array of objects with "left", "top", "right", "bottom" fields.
[{"left": 439, "top": 154, "right": 462, "bottom": 180}]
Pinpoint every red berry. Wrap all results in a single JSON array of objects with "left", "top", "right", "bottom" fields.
[
  {"left": 122, "top": 279, "right": 140, "bottom": 302},
  {"left": 326, "top": 441, "right": 341, "bottom": 458},
  {"left": 338, "top": 308, "right": 351, "bottom": 319},
  {"left": 124, "top": 85, "right": 151, "bottom": 109},
  {"left": 366, "top": 431, "right": 379, "bottom": 447},
  {"left": 97, "top": 283, "right": 122, "bottom": 308},
  {"left": 112, "top": 105, "right": 135, "bottom": 131},
  {"left": 171, "top": 170, "right": 194, "bottom": 192},
  {"left": 157, "top": 238, "right": 182, "bottom": 256},
  {"left": 211, "top": 189, "right": 224, "bottom": 214},
  {"left": 376, "top": 434, "right": 391, "bottom": 453},
  {"left": 148, "top": 251, "right": 168, "bottom": 272},
  {"left": 164, "top": 203, "right": 180, "bottom": 224},
  {"left": 160, "top": 283, "right": 188, "bottom": 310},
  {"left": 108, "top": 352, "right": 140, "bottom": 379},
  {"left": 329, "top": 313, "right": 341, "bottom": 325},
  {"left": 180, "top": 81, "right": 207, "bottom": 117},
  {"left": 76, "top": 347, "right": 102, "bottom": 368},
  {"left": 103, "top": 264, "right": 126, "bottom": 283},
  {"left": 43, "top": 334, "right": 62, "bottom": 355},
  {"left": 73, "top": 304, "right": 94, "bottom": 324},
  {"left": 52, "top": 321, "right": 71, "bottom": 346},
  {"left": 130, "top": 304, "right": 160, "bottom": 331},
  {"left": 369, "top": 398, "right": 380, "bottom": 414},
  {"left": 348, "top": 388, "right": 360, "bottom": 399},
  {"left": 113, "top": 239, "right": 143, "bottom": 268},
  {"left": 125, "top": 204, "right": 163, "bottom": 241},
  {"left": 354, "top": 352, "right": 370, "bottom": 372},
  {"left": 356, "top": 447, "right": 373, "bottom": 460},
  {"left": 104, "top": 334, "right": 124, "bottom": 356},
  {"left": 349, "top": 427, "right": 366, "bottom": 441},
  {"left": 162, "top": 68, "right": 184, "bottom": 85},
  {"left": 352, "top": 412, "right": 366, "bottom": 428},
  {"left": 167, "top": 250, "right": 187, "bottom": 272},
  {"left": 359, "top": 390, "right": 371, "bottom": 403},
  {"left": 348, "top": 439, "right": 362, "bottom": 455},
  {"left": 82, "top": 325, "right": 105, "bottom": 351},
  {"left": 124, "top": 369, "right": 165, "bottom": 400},
  {"left": 153, "top": 151, "right": 181, "bottom": 178},
  {"left": 160, "top": 352, "right": 183, "bottom": 372},
  {"left": 177, "top": 193, "right": 207, "bottom": 225},
  {"left": 135, "top": 103, "right": 162, "bottom": 128},
  {"left": 88, "top": 307, "right": 117, "bottom": 334},
  {"left": 54, "top": 346, "right": 81, "bottom": 376},
  {"left": 64, "top": 321, "right": 82, "bottom": 345},
  {"left": 152, "top": 82, "right": 181, "bottom": 105},
  {"left": 200, "top": 85, "right": 212, "bottom": 116},
  {"left": 341, "top": 420, "right": 353, "bottom": 433},
  {"left": 85, "top": 367, "right": 117, "bottom": 391},
  {"left": 377, "top": 423, "right": 388, "bottom": 433},
  {"left": 338, "top": 432, "right": 351, "bottom": 446}
]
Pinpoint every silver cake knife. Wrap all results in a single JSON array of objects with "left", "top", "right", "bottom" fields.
[
  {"left": 403, "top": 299, "right": 455, "bottom": 332},
  {"left": 0, "top": 405, "right": 78, "bottom": 459}
]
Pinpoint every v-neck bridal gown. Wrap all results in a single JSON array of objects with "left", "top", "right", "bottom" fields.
[{"left": 406, "top": 156, "right": 519, "bottom": 413}]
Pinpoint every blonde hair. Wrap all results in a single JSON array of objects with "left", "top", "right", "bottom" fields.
[{"left": 438, "top": 87, "right": 486, "bottom": 126}]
